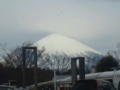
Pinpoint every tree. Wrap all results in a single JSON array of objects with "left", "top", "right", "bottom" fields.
[
  {"left": 0, "top": 42, "right": 70, "bottom": 72},
  {"left": 95, "top": 55, "right": 119, "bottom": 72},
  {"left": 0, "top": 42, "right": 53, "bottom": 86},
  {"left": 38, "top": 52, "right": 71, "bottom": 72},
  {"left": 107, "top": 42, "right": 120, "bottom": 64},
  {"left": 0, "top": 42, "right": 44, "bottom": 68}
]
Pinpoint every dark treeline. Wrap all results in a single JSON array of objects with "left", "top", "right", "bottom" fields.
[{"left": 0, "top": 64, "right": 53, "bottom": 87}]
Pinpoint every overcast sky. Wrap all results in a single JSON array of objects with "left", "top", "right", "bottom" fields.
[{"left": 0, "top": 0, "right": 120, "bottom": 53}]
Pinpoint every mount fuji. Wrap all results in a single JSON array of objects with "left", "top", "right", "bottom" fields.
[{"left": 33, "top": 34, "right": 102, "bottom": 71}]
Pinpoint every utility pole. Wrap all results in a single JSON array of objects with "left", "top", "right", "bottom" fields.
[
  {"left": 22, "top": 48, "right": 26, "bottom": 88},
  {"left": 53, "top": 57, "right": 57, "bottom": 90},
  {"left": 54, "top": 69, "right": 57, "bottom": 90}
]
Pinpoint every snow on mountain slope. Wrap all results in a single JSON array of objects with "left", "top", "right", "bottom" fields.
[{"left": 34, "top": 34, "right": 101, "bottom": 57}]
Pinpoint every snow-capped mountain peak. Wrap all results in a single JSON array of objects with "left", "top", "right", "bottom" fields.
[
  {"left": 34, "top": 34, "right": 101, "bottom": 57},
  {"left": 33, "top": 34, "right": 102, "bottom": 71}
]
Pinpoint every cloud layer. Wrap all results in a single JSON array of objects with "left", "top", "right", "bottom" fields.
[{"left": 0, "top": 0, "right": 120, "bottom": 52}]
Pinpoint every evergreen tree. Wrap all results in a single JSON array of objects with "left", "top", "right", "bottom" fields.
[{"left": 96, "top": 55, "right": 118, "bottom": 72}]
